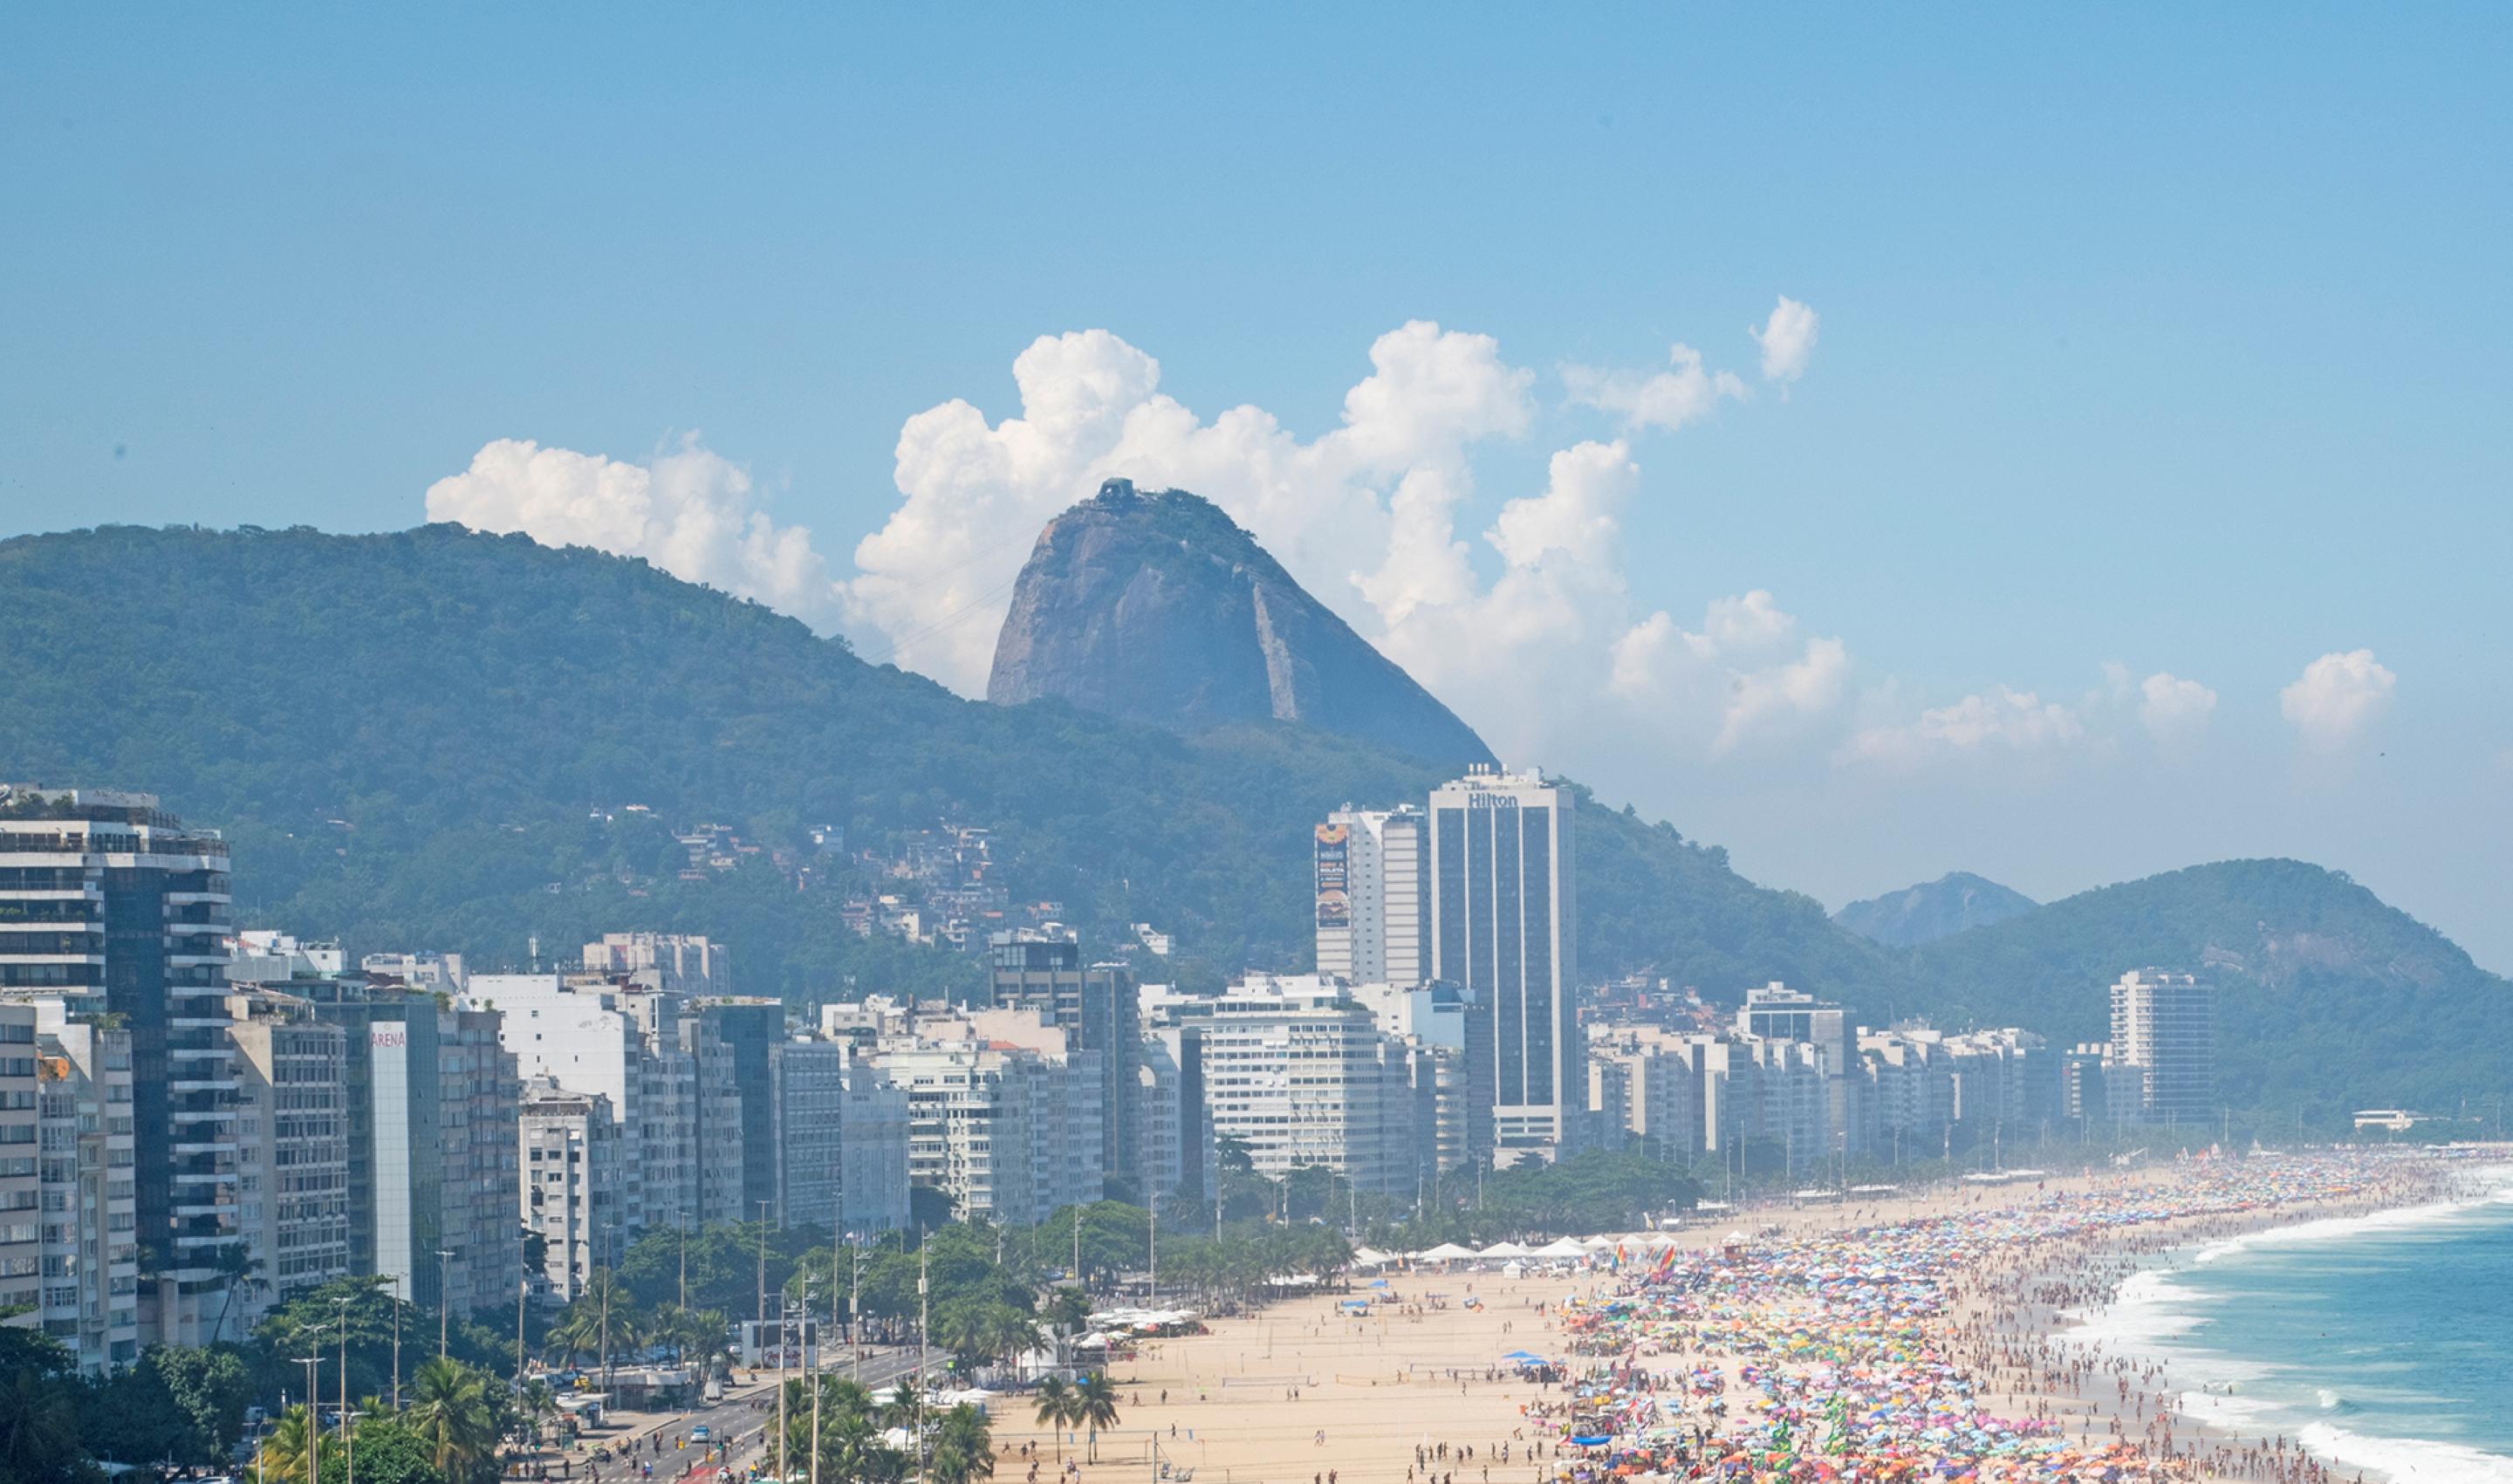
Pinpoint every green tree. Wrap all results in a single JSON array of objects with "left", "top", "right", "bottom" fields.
[
  {"left": 784, "top": 1378, "right": 905, "bottom": 1484},
  {"left": 256, "top": 1405, "right": 332, "bottom": 1484},
  {"left": 0, "top": 1353, "right": 92, "bottom": 1484},
  {"left": 347, "top": 1414, "right": 449, "bottom": 1484},
  {"left": 1030, "top": 1377, "right": 1074, "bottom": 1463},
  {"left": 1072, "top": 1373, "right": 1120, "bottom": 1463},
  {"left": 147, "top": 1344, "right": 256, "bottom": 1461},
  {"left": 403, "top": 1358, "right": 499, "bottom": 1484},
  {"left": 928, "top": 1403, "right": 995, "bottom": 1484}
]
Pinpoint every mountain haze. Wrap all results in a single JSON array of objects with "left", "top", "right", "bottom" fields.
[
  {"left": 989, "top": 480, "right": 1495, "bottom": 766},
  {"left": 1835, "top": 872, "right": 2039, "bottom": 947},
  {"left": 1903, "top": 859, "right": 2513, "bottom": 1117}
]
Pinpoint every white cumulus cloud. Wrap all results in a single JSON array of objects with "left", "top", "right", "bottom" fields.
[
  {"left": 1560, "top": 344, "right": 1749, "bottom": 433},
  {"left": 1751, "top": 296, "right": 1820, "bottom": 383},
  {"left": 849, "top": 321, "right": 1535, "bottom": 689},
  {"left": 2280, "top": 649, "right": 2396, "bottom": 750},
  {"left": 1842, "top": 686, "right": 2087, "bottom": 770},
  {"left": 2138, "top": 672, "right": 2218, "bottom": 746},
  {"left": 1609, "top": 592, "right": 1852, "bottom": 757},
  {"left": 417, "top": 307, "right": 1894, "bottom": 795},
  {"left": 423, "top": 435, "right": 844, "bottom": 629}
]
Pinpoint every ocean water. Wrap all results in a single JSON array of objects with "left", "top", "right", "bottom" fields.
[{"left": 2082, "top": 1178, "right": 2513, "bottom": 1484}]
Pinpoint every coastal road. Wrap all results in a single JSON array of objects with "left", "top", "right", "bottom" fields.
[{"left": 570, "top": 1348, "right": 938, "bottom": 1483}]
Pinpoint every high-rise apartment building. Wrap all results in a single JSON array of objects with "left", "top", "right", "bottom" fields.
[
  {"left": 866, "top": 1009, "right": 1103, "bottom": 1228},
  {"left": 766, "top": 1040, "right": 910, "bottom": 1237},
  {"left": 987, "top": 933, "right": 1136, "bottom": 1196},
  {"left": 1582, "top": 1023, "right": 1702, "bottom": 1164},
  {"left": 2109, "top": 969, "right": 2215, "bottom": 1125},
  {"left": 702, "top": 998, "right": 790, "bottom": 1237},
  {"left": 1734, "top": 982, "right": 1855, "bottom": 1155},
  {"left": 469, "top": 974, "right": 695, "bottom": 1231},
  {"left": 0, "top": 1002, "right": 39, "bottom": 1323},
  {"left": 0, "top": 786, "right": 239, "bottom": 1346},
  {"left": 1313, "top": 807, "right": 1429, "bottom": 987},
  {"left": 223, "top": 990, "right": 353, "bottom": 1324},
  {"left": 1133, "top": 1021, "right": 1206, "bottom": 1202},
  {"left": 29, "top": 1003, "right": 140, "bottom": 1373},
  {"left": 1428, "top": 767, "right": 1578, "bottom": 1163},
  {"left": 1200, "top": 975, "right": 1421, "bottom": 1196},
  {"left": 1347, "top": 979, "right": 1491, "bottom": 1173},
  {"left": 518, "top": 1077, "right": 621, "bottom": 1303},
  {"left": 298, "top": 977, "right": 520, "bottom": 1319}
]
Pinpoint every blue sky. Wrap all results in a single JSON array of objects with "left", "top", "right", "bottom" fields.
[{"left": 5, "top": 6, "right": 2510, "bottom": 968}]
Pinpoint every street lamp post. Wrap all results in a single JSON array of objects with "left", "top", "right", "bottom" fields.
[
  {"left": 390, "top": 1276, "right": 403, "bottom": 1409},
  {"left": 807, "top": 1275, "right": 823, "bottom": 1484},
  {"left": 294, "top": 1355, "right": 323, "bottom": 1484},
  {"left": 332, "top": 1302, "right": 350, "bottom": 1453},
  {"left": 435, "top": 1248, "right": 456, "bottom": 1360}
]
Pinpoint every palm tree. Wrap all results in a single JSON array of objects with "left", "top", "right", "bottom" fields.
[
  {"left": 1031, "top": 1377, "right": 1073, "bottom": 1462},
  {"left": 406, "top": 1357, "right": 498, "bottom": 1483},
  {"left": 928, "top": 1404, "right": 995, "bottom": 1484},
  {"left": 516, "top": 1378, "right": 554, "bottom": 1453},
  {"left": 786, "top": 1378, "right": 902, "bottom": 1484},
  {"left": 209, "top": 1242, "right": 266, "bottom": 1344},
  {"left": 257, "top": 1405, "right": 327, "bottom": 1484},
  {"left": 1073, "top": 1372, "right": 1120, "bottom": 1463},
  {"left": 0, "top": 1367, "right": 80, "bottom": 1484},
  {"left": 985, "top": 1306, "right": 1043, "bottom": 1373},
  {"left": 932, "top": 1301, "right": 998, "bottom": 1373},
  {"left": 544, "top": 1299, "right": 603, "bottom": 1369}
]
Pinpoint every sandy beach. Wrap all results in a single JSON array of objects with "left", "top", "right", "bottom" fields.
[{"left": 989, "top": 1154, "right": 2464, "bottom": 1484}]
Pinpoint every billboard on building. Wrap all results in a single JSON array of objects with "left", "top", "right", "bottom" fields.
[{"left": 1314, "top": 824, "right": 1349, "bottom": 928}]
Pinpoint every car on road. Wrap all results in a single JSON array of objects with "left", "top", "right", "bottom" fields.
[{"left": 689, "top": 1425, "right": 712, "bottom": 1443}]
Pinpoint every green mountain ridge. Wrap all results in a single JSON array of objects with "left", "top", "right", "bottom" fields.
[
  {"left": 1900, "top": 858, "right": 2513, "bottom": 1118},
  {"left": 0, "top": 522, "right": 1873, "bottom": 1000},
  {"left": 1, "top": 522, "right": 2502, "bottom": 1121}
]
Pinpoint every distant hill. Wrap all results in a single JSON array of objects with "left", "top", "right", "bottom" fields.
[
  {"left": 0, "top": 521, "right": 1882, "bottom": 1002},
  {"left": 989, "top": 480, "right": 1496, "bottom": 766},
  {"left": 1834, "top": 872, "right": 2039, "bottom": 947},
  {"left": 1900, "top": 860, "right": 2513, "bottom": 1118}
]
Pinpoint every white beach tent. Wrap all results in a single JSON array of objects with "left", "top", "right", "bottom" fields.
[
  {"left": 1476, "top": 1241, "right": 1533, "bottom": 1260},
  {"left": 1414, "top": 1241, "right": 1478, "bottom": 1262},
  {"left": 1351, "top": 1247, "right": 1397, "bottom": 1267},
  {"left": 1530, "top": 1237, "right": 1590, "bottom": 1260}
]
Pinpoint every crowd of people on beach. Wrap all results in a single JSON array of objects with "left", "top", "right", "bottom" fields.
[{"left": 1493, "top": 1152, "right": 2452, "bottom": 1484}]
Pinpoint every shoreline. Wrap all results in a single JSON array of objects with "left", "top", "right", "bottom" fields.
[
  {"left": 983, "top": 1152, "right": 2491, "bottom": 1484},
  {"left": 1981, "top": 1162, "right": 2511, "bottom": 1484}
]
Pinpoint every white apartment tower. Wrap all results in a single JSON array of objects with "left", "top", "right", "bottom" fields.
[
  {"left": 1200, "top": 975, "right": 1420, "bottom": 1196},
  {"left": 29, "top": 1004, "right": 140, "bottom": 1373},
  {"left": 1428, "top": 767, "right": 1578, "bottom": 1163},
  {"left": 2109, "top": 969, "right": 2215, "bottom": 1125},
  {"left": 223, "top": 989, "right": 353, "bottom": 1324},
  {"left": 519, "top": 1077, "right": 621, "bottom": 1303},
  {"left": 1314, "top": 807, "right": 1429, "bottom": 987}
]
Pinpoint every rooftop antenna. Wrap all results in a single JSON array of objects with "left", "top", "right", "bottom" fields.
[{"left": 528, "top": 935, "right": 540, "bottom": 973}]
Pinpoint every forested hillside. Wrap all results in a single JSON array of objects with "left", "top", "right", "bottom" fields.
[
  {"left": 4, "top": 522, "right": 2502, "bottom": 1121},
  {"left": 1903, "top": 860, "right": 2513, "bottom": 1118},
  {"left": 0, "top": 523, "right": 1887, "bottom": 1001}
]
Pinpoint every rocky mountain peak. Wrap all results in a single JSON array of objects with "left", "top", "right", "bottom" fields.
[{"left": 986, "top": 481, "right": 1495, "bottom": 765}]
